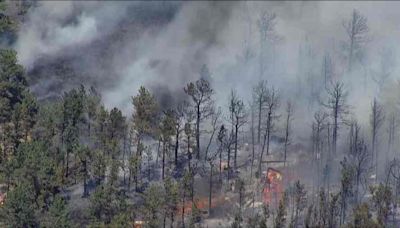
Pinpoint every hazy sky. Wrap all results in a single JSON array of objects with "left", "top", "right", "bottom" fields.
[{"left": 14, "top": 1, "right": 400, "bottom": 131}]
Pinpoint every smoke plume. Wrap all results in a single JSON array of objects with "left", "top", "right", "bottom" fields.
[{"left": 13, "top": 1, "right": 400, "bottom": 138}]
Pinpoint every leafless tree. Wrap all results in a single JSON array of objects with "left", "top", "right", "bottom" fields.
[
  {"left": 184, "top": 69, "right": 214, "bottom": 159},
  {"left": 227, "top": 129, "right": 236, "bottom": 179},
  {"left": 322, "top": 82, "right": 348, "bottom": 155},
  {"left": 217, "top": 124, "right": 227, "bottom": 180},
  {"left": 370, "top": 98, "right": 384, "bottom": 181},
  {"left": 343, "top": 9, "right": 369, "bottom": 72},
  {"left": 322, "top": 53, "right": 334, "bottom": 90},
  {"left": 173, "top": 102, "right": 187, "bottom": 166},
  {"left": 250, "top": 100, "right": 256, "bottom": 179},
  {"left": 238, "top": 2, "right": 255, "bottom": 65},
  {"left": 160, "top": 110, "right": 175, "bottom": 180},
  {"left": 385, "top": 158, "right": 400, "bottom": 220},
  {"left": 257, "top": 11, "right": 277, "bottom": 78},
  {"left": 205, "top": 107, "right": 222, "bottom": 160},
  {"left": 228, "top": 90, "right": 247, "bottom": 169},
  {"left": 206, "top": 129, "right": 220, "bottom": 215},
  {"left": 299, "top": 37, "right": 320, "bottom": 108},
  {"left": 184, "top": 108, "right": 195, "bottom": 170},
  {"left": 387, "top": 113, "right": 397, "bottom": 159},
  {"left": 348, "top": 120, "right": 371, "bottom": 204},
  {"left": 253, "top": 80, "right": 268, "bottom": 144},
  {"left": 283, "top": 101, "right": 294, "bottom": 167},
  {"left": 312, "top": 111, "right": 329, "bottom": 190},
  {"left": 258, "top": 87, "right": 280, "bottom": 175}
]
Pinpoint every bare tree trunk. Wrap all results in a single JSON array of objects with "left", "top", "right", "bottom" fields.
[
  {"left": 371, "top": 99, "right": 384, "bottom": 182},
  {"left": 209, "top": 163, "right": 213, "bottom": 214},
  {"left": 348, "top": 32, "right": 354, "bottom": 72},
  {"left": 219, "top": 146, "right": 222, "bottom": 181},
  {"left": 196, "top": 105, "right": 201, "bottom": 159},
  {"left": 191, "top": 171, "right": 194, "bottom": 203},
  {"left": 182, "top": 191, "right": 185, "bottom": 228},
  {"left": 284, "top": 102, "right": 293, "bottom": 168},
  {"left": 83, "top": 159, "right": 88, "bottom": 197},
  {"left": 259, "top": 125, "right": 268, "bottom": 176},
  {"left": 156, "top": 139, "right": 161, "bottom": 166},
  {"left": 227, "top": 145, "right": 231, "bottom": 179},
  {"left": 333, "top": 102, "right": 338, "bottom": 156},
  {"left": 327, "top": 124, "right": 331, "bottom": 194},
  {"left": 128, "top": 169, "right": 131, "bottom": 191},
  {"left": 162, "top": 142, "right": 166, "bottom": 180},
  {"left": 170, "top": 212, "right": 174, "bottom": 228},
  {"left": 65, "top": 148, "right": 70, "bottom": 178},
  {"left": 134, "top": 166, "right": 139, "bottom": 192},
  {"left": 250, "top": 107, "right": 255, "bottom": 179},
  {"left": 266, "top": 112, "right": 272, "bottom": 156},
  {"left": 311, "top": 124, "right": 316, "bottom": 198},
  {"left": 234, "top": 122, "right": 239, "bottom": 169},
  {"left": 258, "top": 100, "right": 262, "bottom": 144},
  {"left": 163, "top": 212, "right": 166, "bottom": 228},
  {"left": 123, "top": 133, "right": 127, "bottom": 185},
  {"left": 175, "top": 128, "right": 180, "bottom": 166},
  {"left": 187, "top": 135, "right": 191, "bottom": 170}
]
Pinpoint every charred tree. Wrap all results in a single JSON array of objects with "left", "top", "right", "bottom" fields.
[
  {"left": 370, "top": 98, "right": 384, "bottom": 181},
  {"left": 184, "top": 71, "right": 214, "bottom": 160},
  {"left": 343, "top": 9, "right": 369, "bottom": 72},
  {"left": 258, "top": 87, "right": 280, "bottom": 176}
]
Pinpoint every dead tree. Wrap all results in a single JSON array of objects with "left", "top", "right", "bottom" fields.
[
  {"left": 322, "top": 82, "right": 348, "bottom": 156},
  {"left": 257, "top": 11, "right": 277, "bottom": 78},
  {"left": 184, "top": 109, "right": 195, "bottom": 170},
  {"left": 322, "top": 53, "right": 334, "bottom": 90},
  {"left": 160, "top": 110, "right": 175, "bottom": 180},
  {"left": 184, "top": 68, "right": 214, "bottom": 159},
  {"left": 226, "top": 129, "right": 236, "bottom": 179},
  {"left": 348, "top": 120, "right": 371, "bottom": 204},
  {"left": 343, "top": 9, "right": 369, "bottom": 72},
  {"left": 253, "top": 80, "right": 268, "bottom": 144},
  {"left": 173, "top": 102, "right": 186, "bottom": 166},
  {"left": 387, "top": 113, "right": 397, "bottom": 159},
  {"left": 205, "top": 108, "right": 222, "bottom": 160},
  {"left": 283, "top": 101, "right": 294, "bottom": 167},
  {"left": 339, "top": 157, "right": 354, "bottom": 225},
  {"left": 217, "top": 125, "right": 227, "bottom": 181},
  {"left": 385, "top": 158, "right": 400, "bottom": 223},
  {"left": 312, "top": 111, "right": 328, "bottom": 190},
  {"left": 370, "top": 98, "right": 384, "bottom": 181},
  {"left": 250, "top": 100, "right": 256, "bottom": 179},
  {"left": 258, "top": 87, "right": 280, "bottom": 176},
  {"left": 206, "top": 132, "right": 220, "bottom": 215},
  {"left": 228, "top": 90, "right": 247, "bottom": 169}
]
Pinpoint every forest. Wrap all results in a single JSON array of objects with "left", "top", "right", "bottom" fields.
[{"left": 1, "top": 1, "right": 400, "bottom": 228}]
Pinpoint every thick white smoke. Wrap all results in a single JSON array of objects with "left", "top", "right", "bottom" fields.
[
  {"left": 13, "top": 1, "right": 400, "bottom": 138},
  {"left": 15, "top": 1, "right": 137, "bottom": 69}
]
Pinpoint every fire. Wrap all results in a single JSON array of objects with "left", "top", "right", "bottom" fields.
[
  {"left": 132, "top": 220, "right": 145, "bottom": 228},
  {"left": 177, "top": 195, "right": 227, "bottom": 215},
  {"left": 263, "top": 168, "right": 283, "bottom": 205}
]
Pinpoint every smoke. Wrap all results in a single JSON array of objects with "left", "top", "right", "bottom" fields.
[
  {"left": 15, "top": 1, "right": 182, "bottom": 107},
  {"left": 13, "top": 1, "right": 400, "bottom": 143},
  {"left": 17, "top": 1, "right": 130, "bottom": 68}
]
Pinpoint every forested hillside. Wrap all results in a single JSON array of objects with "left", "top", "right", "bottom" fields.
[{"left": 1, "top": 1, "right": 400, "bottom": 228}]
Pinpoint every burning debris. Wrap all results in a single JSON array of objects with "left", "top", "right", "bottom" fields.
[
  {"left": 1, "top": 1, "right": 400, "bottom": 227},
  {"left": 262, "top": 168, "right": 283, "bottom": 205}
]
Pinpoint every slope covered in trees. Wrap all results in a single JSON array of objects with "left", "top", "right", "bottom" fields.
[{"left": 1, "top": 1, "right": 400, "bottom": 228}]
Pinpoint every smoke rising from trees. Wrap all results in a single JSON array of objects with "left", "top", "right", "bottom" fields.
[{"left": 11, "top": 1, "right": 400, "bottom": 145}]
